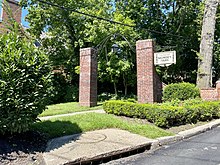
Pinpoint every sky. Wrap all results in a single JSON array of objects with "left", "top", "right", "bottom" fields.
[{"left": 21, "top": 8, "right": 29, "bottom": 27}]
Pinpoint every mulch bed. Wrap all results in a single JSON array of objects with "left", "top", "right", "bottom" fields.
[
  {"left": 116, "top": 115, "right": 212, "bottom": 134},
  {"left": 0, "top": 131, "right": 48, "bottom": 165}
]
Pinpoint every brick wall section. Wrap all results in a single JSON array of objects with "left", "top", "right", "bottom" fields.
[
  {"left": 216, "top": 80, "right": 220, "bottom": 100},
  {"left": 0, "top": 0, "right": 21, "bottom": 30},
  {"left": 79, "top": 48, "right": 97, "bottom": 107},
  {"left": 6, "top": 0, "right": 21, "bottom": 23},
  {"left": 136, "top": 39, "right": 162, "bottom": 103},
  {"left": 200, "top": 81, "right": 220, "bottom": 101},
  {"left": 200, "top": 88, "right": 218, "bottom": 101}
]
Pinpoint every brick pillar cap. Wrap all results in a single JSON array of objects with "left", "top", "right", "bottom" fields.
[
  {"left": 136, "top": 39, "right": 154, "bottom": 43},
  {"left": 80, "top": 47, "right": 96, "bottom": 51},
  {"left": 200, "top": 88, "right": 215, "bottom": 90}
]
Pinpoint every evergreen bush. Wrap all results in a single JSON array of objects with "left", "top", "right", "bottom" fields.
[
  {"left": 163, "top": 82, "right": 200, "bottom": 102},
  {"left": 0, "top": 32, "right": 51, "bottom": 134}
]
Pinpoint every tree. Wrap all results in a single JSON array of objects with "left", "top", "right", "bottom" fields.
[
  {"left": 197, "top": 0, "right": 219, "bottom": 88},
  {"left": 21, "top": 0, "right": 138, "bottom": 96},
  {"left": 213, "top": 4, "right": 220, "bottom": 81},
  {"left": 158, "top": 0, "right": 202, "bottom": 84}
]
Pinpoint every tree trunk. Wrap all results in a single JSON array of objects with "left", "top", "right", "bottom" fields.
[
  {"left": 113, "top": 82, "right": 117, "bottom": 96},
  {"left": 197, "top": 0, "right": 219, "bottom": 88},
  {"left": 110, "top": 74, "right": 117, "bottom": 95},
  {"left": 123, "top": 74, "right": 128, "bottom": 96}
]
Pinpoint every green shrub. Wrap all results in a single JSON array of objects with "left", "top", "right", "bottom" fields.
[
  {"left": 49, "top": 73, "right": 79, "bottom": 104},
  {"left": 49, "top": 72, "right": 67, "bottom": 104},
  {"left": 0, "top": 32, "right": 51, "bottom": 134},
  {"left": 162, "top": 98, "right": 203, "bottom": 107},
  {"left": 98, "top": 93, "right": 113, "bottom": 102},
  {"left": 163, "top": 82, "right": 200, "bottom": 102},
  {"left": 103, "top": 100, "right": 139, "bottom": 117},
  {"left": 182, "top": 98, "right": 203, "bottom": 106},
  {"left": 64, "top": 85, "right": 79, "bottom": 102},
  {"left": 161, "top": 99, "right": 182, "bottom": 106},
  {"left": 98, "top": 93, "right": 137, "bottom": 102},
  {"left": 103, "top": 100, "right": 220, "bottom": 128}
]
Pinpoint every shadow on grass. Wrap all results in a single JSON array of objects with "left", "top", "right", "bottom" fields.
[{"left": 31, "top": 120, "right": 82, "bottom": 151}]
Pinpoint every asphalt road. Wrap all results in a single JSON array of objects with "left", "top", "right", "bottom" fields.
[{"left": 103, "top": 126, "right": 220, "bottom": 165}]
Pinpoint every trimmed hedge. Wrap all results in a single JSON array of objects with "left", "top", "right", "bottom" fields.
[
  {"left": 163, "top": 82, "right": 200, "bottom": 102},
  {"left": 103, "top": 100, "right": 220, "bottom": 128}
]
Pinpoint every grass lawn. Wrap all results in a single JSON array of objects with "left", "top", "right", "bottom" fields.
[
  {"left": 39, "top": 102, "right": 103, "bottom": 117},
  {"left": 32, "top": 113, "right": 173, "bottom": 139}
]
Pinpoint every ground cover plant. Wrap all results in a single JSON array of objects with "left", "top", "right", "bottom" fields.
[
  {"left": 40, "top": 102, "right": 103, "bottom": 117},
  {"left": 32, "top": 113, "right": 173, "bottom": 139},
  {"left": 103, "top": 100, "right": 220, "bottom": 128}
]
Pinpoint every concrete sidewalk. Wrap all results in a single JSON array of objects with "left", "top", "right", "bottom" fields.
[
  {"left": 43, "top": 129, "right": 156, "bottom": 165},
  {"left": 39, "top": 109, "right": 105, "bottom": 120}
]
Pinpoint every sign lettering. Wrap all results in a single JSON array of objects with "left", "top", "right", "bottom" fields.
[{"left": 154, "top": 51, "right": 176, "bottom": 66}]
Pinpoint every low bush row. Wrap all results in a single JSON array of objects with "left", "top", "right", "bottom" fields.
[{"left": 103, "top": 100, "right": 220, "bottom": 128}]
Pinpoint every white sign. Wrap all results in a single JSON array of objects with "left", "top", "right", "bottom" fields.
[{"left": 154, "top": 51, "right": 176, "bottom": 66}]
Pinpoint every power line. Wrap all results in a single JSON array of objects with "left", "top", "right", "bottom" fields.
[
  {"left": 35, "top": 0, "right": 184, "bottom": 38},
  {"left": 36, "top": 0, "right": 134, "bottom": 27}
]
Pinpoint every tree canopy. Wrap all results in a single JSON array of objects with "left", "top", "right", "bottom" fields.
[{"left": 20, "top": 0, "right": 220, "bottom": 97}]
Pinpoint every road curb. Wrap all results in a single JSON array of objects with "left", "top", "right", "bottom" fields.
[
  {"left": 178, "top": 119, "right": 220, "bottom": 139},
  {"left": 152, "top": 119, "right": 220, "bottom": 150},
  {"left": 156, "top": 135, "right": 183, "bottom": 146},
  {"left": 64, "top": 142, "right": 155, "bottom": 165}
]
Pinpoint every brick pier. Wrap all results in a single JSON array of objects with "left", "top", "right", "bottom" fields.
[
  {"left": 136, "top": 39, "right": 162, "bottom": 103},
  {"left": 79, "top": 48, "right": 97, "bottom": 107}
]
